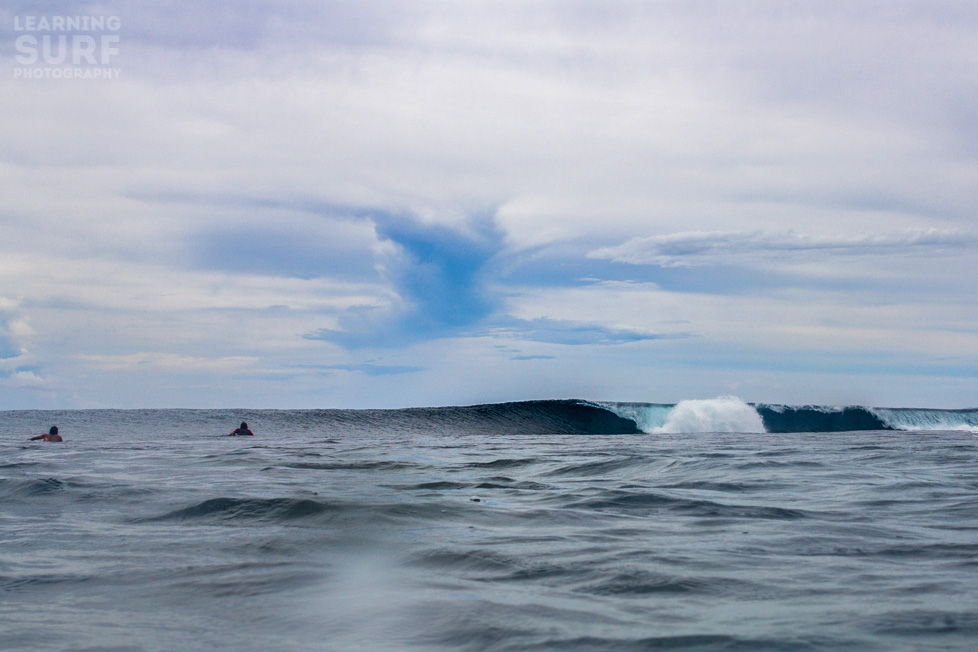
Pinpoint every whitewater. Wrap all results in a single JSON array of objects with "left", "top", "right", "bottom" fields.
[{"left": 2, "top": 398, "right": 978, "bottom": 651}]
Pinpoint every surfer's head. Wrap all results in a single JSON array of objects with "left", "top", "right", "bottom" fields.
[
  {"left": 49, "top": 426, "right": 59, "bottom": 435},
  {"left": 240, "top": 422, "right": 248, "bottom": 429}
]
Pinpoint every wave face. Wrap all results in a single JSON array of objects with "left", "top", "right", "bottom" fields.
[{"left": 400, "top": 399, "right": 644, "bottom": 435}]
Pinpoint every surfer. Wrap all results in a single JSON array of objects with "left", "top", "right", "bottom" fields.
[
  {"left": 229, "top": 421, "right": 254, "bottom": 436},
  {"left": 30, "top": 426, "right": 63, "bottom": 442}
]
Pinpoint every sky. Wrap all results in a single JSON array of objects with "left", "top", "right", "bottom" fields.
[{"left": 1, "top": 1, "right": 977, "bottom": 409}]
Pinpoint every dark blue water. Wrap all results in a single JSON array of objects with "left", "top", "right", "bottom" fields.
[{"left": 2, "top": 403, "right": 978, "bottom": 651}]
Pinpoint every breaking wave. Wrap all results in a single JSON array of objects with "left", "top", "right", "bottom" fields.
[
  {"left": 601, "top": 397, "right": 764, "bottom": 433},
  {"left": 595, "top": 399, "right": 978, "bottom": 434},
  {"left": 366, "top": 398, "right": 977, "bottom": 434}
]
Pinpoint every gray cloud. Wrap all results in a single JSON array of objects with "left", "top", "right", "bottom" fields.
[
  {"left": 312, "top": 363, "right": 424, "bottom": 377},
  {"left": 589, "top": 229, "right": 975, "bottom": 267},
  {"left": 485, "top": 318, "right": 685, "bottom": 347}
]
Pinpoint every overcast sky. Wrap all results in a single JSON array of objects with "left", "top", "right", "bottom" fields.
[{"left": 2, "top": 1, "right": 977, "bottom": 409}]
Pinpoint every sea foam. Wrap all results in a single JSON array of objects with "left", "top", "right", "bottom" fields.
[{"left": 647, "top": 396, "right": 766, "bottom": 434}]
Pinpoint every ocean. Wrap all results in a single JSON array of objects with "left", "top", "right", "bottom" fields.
[{"left": 2, "top": 397, "right": 978, "bottom": 651}]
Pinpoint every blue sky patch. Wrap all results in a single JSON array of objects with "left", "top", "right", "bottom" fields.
[
  {"left": 0, "top": 333, "right": 20, "bottom": 359},
  {"left": 311, "top": 213, "right": 506, "bottom": 347}
]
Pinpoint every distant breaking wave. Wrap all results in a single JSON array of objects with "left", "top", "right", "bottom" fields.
[
  {"left": 595, "top": 398, "right": 978, "bottom": 434},
  {"left": 424, "top": 398, "right": 978, "bottom": 434}
]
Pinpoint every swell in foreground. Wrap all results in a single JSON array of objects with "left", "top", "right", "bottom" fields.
[{"left": 2, "top": 405, "right": 978, "bottom": 651}]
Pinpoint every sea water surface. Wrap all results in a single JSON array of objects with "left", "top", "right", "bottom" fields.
[{"left": 2, "top": 399, "right": 978, "bottom": 651}]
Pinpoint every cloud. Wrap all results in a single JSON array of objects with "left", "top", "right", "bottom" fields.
[
  {"left": 589, "top": 229, "right": 974, "bottom": 267},
  {"left": 76, "top": 352, "right": 257, "bottom": 372},
  {"left": 0, "top": 298, "right": 33, "bottom": 371},
  {"left": 312, "top": 363, "right": 424, "bottom": 377},
  {"left": 188, "top": 216, "right": 380, "bottom": 281},
  {"left": 485, "top": 317, "right": 681, "bottom": 347},
  {"left": 3, "top": 370, "right": 48, "bottom": 389},
  {"left": 2, "top": 2, "right": 978, "bottom": 408}
]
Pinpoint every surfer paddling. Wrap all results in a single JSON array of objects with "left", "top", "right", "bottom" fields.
[
  {"left": 229, "top": 421, "right": 254, "bottom": 436},
  {"left": 30, "top": 426, "right": 63, "bottom": 442}
]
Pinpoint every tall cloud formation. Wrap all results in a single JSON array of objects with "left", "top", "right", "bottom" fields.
[{"left": 1, "top": 1, "right": 977, "bottom": 408}]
